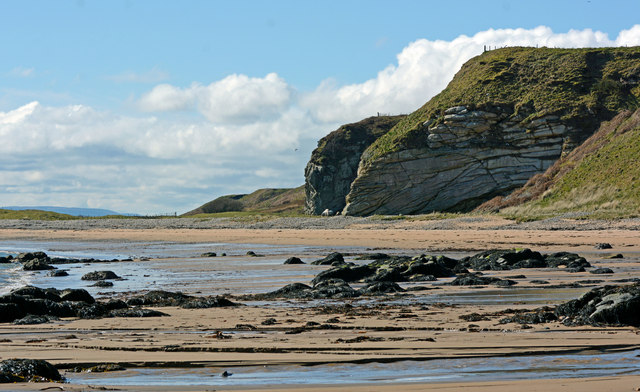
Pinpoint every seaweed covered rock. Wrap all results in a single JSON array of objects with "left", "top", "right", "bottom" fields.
[
  {"left": 0, "top": 359, "right": 63, "bottom": 383},
  {"left": 555, "top": 283, "right": 640, "bottom": 327},
  {"left": 459, "top": 249, "right": 590, "bottom": 271},
  {"left": 359, "top": 281, "right": 405, "bottom": 295},
  {"left": 284, "top": 257, "right": 305, "bottom": 265},
  {"left": 126, "top": 290, "right": 238, "bottom": 309},
  {"left": 448, "top": 274, "right": 516, "bottom": 286}
]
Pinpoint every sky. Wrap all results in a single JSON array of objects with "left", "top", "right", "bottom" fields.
[{"left": 2, "top": 0, "right": 640, "bottom": 214}]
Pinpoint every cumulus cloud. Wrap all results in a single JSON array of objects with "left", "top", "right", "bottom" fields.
[
  {"left": 301, "top": 25, "right": 640, "bottom": 123},
  {"left": 3, "top": 25, "right": 640, "bottom": 214},
  {"left": 139, "top": 73, "right": 292, "bottom": 124}
]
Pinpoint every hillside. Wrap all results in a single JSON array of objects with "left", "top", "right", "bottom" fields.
[
  {"left": 481, "top": 108, "right": 640, "bottom": 219},
  {"left": 183, "top": 186, "right": 305, "bottom": 216},
  {"left": 338, "top": 46, "right": 640, "bottom": 216},
  {"left": 0, "top": 209, "right": 77, "bottom": 220}
]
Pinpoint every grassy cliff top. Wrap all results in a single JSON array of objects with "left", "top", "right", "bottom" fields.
[
  {"left": 364, "top": 46, "right": 640, "bottom": 164},
  {"left": 310, "top": 115, "right": 406, "bottom": 166}
]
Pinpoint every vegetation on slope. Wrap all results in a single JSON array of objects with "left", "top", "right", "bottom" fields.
[
  {"left": 183, "top": 186, "right": 305, "bottom": 216},
  {"left": 364, "top": 46, "right": 640, "bottom": 165},
  {"left": 0, "top": 209, "right": 77, "bottom": 220},
  {"left": 309, "top": 115, "right": 406, "bottom": 166},
  {"left": 488, "top": 108, "right": 640, "bottom": 220}
]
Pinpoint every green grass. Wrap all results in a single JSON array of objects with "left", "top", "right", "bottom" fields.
[
  {"left": 0, "top": 209, "right": 78, "bottom": 220},
  {"left": 502, "top": 113, "right": 640, "bottom": 220},
  {"left": 363, "top": 46, "right": 640, "bottom": 165}
]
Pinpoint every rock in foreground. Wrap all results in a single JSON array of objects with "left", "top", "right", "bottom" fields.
[
  {"left": 556, "top": 283, "right": 640, "bottom": 327},
  {"left": 0, "top": 359, "right": 63, "bottom": 383}
]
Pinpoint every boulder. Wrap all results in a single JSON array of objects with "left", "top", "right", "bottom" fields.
[
  {"left": 60, "top": 289, "right": 95, "bottom": 304},
  {"left": 594, "top": 243, "right": 613, "bottom": 249},
  {"left": 49, "top": 270, "right": 69, "bottom": 277},
  {"left": 284, "top": 257, "right": 305, "bottom": 265},
  {"left": 359, "top": 281, "right": 405, "bottom": 295},
  {"left": 311, "top": 252, "right": 345, "bottom": 265},
  {"left": 81, "top": 271, "right": 121, "bottom": 281},
  {"left": 23, "top": 258, "right": 55, "bottom": 271},
  {"left": 91, "top": 280, "right": 114, "bottom": 287},
  {"left": 590, "top": 267, "right": 614, "bottom": 274},
  {"left": 555, "top": 283, "right": 640, "bottom": 327},
  {"left": 0, "top": 359, "right": 63, "bottom": 383}
]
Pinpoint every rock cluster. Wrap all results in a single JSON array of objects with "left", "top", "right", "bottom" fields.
[
  {"left": 343, "top": 105, "right": 576, "bottom": 215},
  {"left": 0, "top": 286, "right": 237, "bottom": 324},
  {"left": 0, "top": 359, "right": 63, "bottom": 383},
  {"left": 556, "top": 283, "right": 640, "bottom": 327}
]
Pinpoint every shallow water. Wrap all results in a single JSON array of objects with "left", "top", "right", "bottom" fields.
[{"left": 67, "top": 349, "right": 640, "bottom": 387}]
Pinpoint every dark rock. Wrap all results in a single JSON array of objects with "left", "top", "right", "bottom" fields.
[
  {"left": 606, "top": 253, "right": 624, "bottom": 259},
  {"left": 49, "top": 270, "right": 69, "bottom": 277},
  {"left": 595, "top": 243, "right": 613, "bottom": 249},
  {"left": 359, "top": 281, "right": 405, "bottom": 295},
  {"left": 311, "top": 252, "right": 345, "bottom": 265},
  {"left": 180, "top": 296, "right": 238, "bottom": 308},
  {"left": 407, "top": 274, "right": 437, "bottom": 282},
  {"left": 556, "top": 283, "right": 640, "bottom": 327},
  {"left": 530, "top": 280, "right": 550, "bottom": 284},
  {"left": 505, "top": 275, "right": 527, "bottom": 279},
  {"left": 77, "top": 303, "right": 108, "bottom": 319},
  {"left": 567, "top": 266, "right": 586, "bottom": 273},
  {"left": 355, "top": 253, "right": 390, "bottom": 260},
  {"left": 109, "top": 308, "right": 169, "bottom": 317},
  {"left": 590, "top": 268, "right": 614, "bottom": 274},
  {"left": 459, "top": 313, "right": 490, "bottom": 322},
  {"left": 23, "top": 258, "right": 55, "bottom": 271},
  {"left": 221, "top": 370, "right": 232, "bottom": 377},
  {"left": 13, "top": 314, "right": 52, "bottom": 325},
  {"left": 201, "top": 252, "right": 217, "bottom": 257},
  {"left": 91, "top": 280, "right": 114, "bottom": 287},
  {"left": 494, "top": 279, "right": 518, "bottom": 287},
  {"left": 500, "top": 310, "right": 557, "bottom": 325},
  {"left": 17, "top": 252, "right": 49, "bottom": 263},
  {"left": 313, "top": 279, "right": 360, "bottom": 299},
  {"left": 126, "top": 290, "right": 191, "bottom": 307},
  {"left": 577, "top": 279, "right": 604, "bottom": 284},
  {"left": 60, "top": 289, "right": 95, "bottom": 304},
  {"left": 448, "top": 274, "right": 502, "bottom": 286},
  {"left": 73, "top": 364, "right": 125, "bottom": 373},
  {"left": 253, "top": 283, "right": 313, "bottom": 299},
  {"left": 0, "top": 256, "right": 13, "bottom": 263},
  {"left": 103, "top": 299, "right": 128, "bottom": 310},
  {"left": 460, "top": 249, "right": 544, "bottom": 271},
  {"left": 10, "top": 286, "right": 61, "bottom": 301},
  {"left": 312, "top": 264, "right": 376, "bottom": 285},
  {"left": 261, "top": 318, "right": 277, "bottom": 325},
  {"left": 246, "top": 251, "right": 263, "bottom": 257},
  {"left": 545, "top": 252, "right": 591, "bottom": 269},
  {"left": 0, "top": 358, "right": 63, "bottom": 383},
  {"left": 284, "top": 257, "right": 305, "bottom": 265},
  {"left": 81, "top": 271, "right": 121, "bottom": 281},
  {"left": 0, "top": 303, "right": 22, "bottom": 322}
]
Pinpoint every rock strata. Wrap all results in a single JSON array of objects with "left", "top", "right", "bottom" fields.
[
  {"left": 305, "top": 115, "right": 405, "bottom": 215},
  {"left": 344, "top": 105, "right": 578, "bottom": 215}
]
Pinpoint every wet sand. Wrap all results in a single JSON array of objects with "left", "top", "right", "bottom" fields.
[{"left": 1, "top": 218, "right": 640, "bottom": 391}]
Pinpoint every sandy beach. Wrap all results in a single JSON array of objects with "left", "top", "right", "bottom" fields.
[{"left": 1, "top": 216, "right": 639, "bottom": 391}]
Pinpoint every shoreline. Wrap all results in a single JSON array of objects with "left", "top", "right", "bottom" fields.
[{"left": 1, "top": 219, "right": 639, "bottom": 391}]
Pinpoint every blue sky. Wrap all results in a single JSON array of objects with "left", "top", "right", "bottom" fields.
[{"left": 2, "top": 0, "right": 640, "bottom": 214}]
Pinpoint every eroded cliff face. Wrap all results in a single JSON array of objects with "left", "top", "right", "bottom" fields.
[
  {"left": 342, "top": 105, "right": 578, "bottom": 215},
  {"left": 304, "top": 116, "right": 405, "bottom": 215}
]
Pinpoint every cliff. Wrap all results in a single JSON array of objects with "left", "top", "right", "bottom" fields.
[
  {"left": 339, "top": 46, "right": 640, "bottom": 215},
  {"left": 479, "top": 108, "right": 640, "bottom": 219},
  {"left": 304, "top": 115, "right": 405, "bottom": 215}
]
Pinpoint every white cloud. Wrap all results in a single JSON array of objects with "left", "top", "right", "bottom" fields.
[
  {"left": 3, "top": 25, "right": 640, "bottom": 214},
  {"left": 300, "top": 25, "right": 640, "bottom": 123},
  {"left": 138, "top": 73, "right": 292, "bottom": 124}
]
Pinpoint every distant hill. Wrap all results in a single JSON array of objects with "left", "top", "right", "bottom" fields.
[
  {"left": 1, "top": 206, "right": 129, "bottom": 217},
  {"left": 478, "top": 108, "right": 640, "bottom": 219},
  {"left": 183, "top": 186, "right": 305, "bottom": 216}
]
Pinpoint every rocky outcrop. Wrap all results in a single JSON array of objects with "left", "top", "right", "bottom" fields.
[
  {"left": 304, "top": 115, "right": 405, "bottom": 215},
  {"left": 343, "top": 105, "right": 576, "bottom": 215}
]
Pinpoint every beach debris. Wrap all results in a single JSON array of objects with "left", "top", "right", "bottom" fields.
[
  {"left": 284, "top": 256, "right": 305, "bottom": 264},
  {"left": 0, "top": 359, "right": 63, "bottom": 383},
  {"left": 81, "top": 270, "right": 121, "bottom": 281}
]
